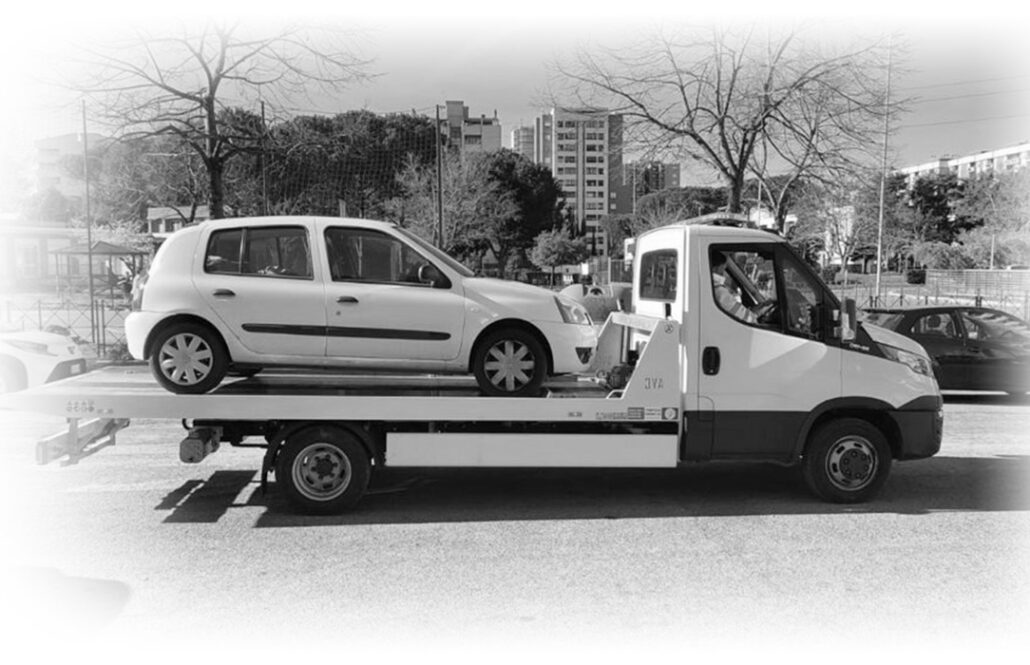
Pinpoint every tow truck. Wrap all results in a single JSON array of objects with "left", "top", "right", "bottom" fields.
[{"left": 0, "top": 216, "right": 943, "bottom": 513}]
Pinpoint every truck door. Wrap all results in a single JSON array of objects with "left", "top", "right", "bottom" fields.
[{"left": 693, "top": 241, "right": 843, "bottom": 460}]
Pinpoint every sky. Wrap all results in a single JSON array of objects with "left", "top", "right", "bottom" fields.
[{"left": 1, "top": 1, "right": 1028, "bottom": 193}]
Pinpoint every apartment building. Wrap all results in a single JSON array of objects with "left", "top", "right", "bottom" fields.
[
  {"left": 34, "top": 133, "right": 110, "bottom": 204},
  {"left": 534, "top": 108, "right": 625, "bottom": 256},
  {"left": 510, "top": 125, "right": 535, "bottom": 161},
  {"left": 622, "top": 160, "right": 682, "bottom": 210},
  {"left": 898, "top": 141, "right": 1030, "bottom": 187},
  {"left": 440, "top": 100, "right": 502, "bottom": 153}
]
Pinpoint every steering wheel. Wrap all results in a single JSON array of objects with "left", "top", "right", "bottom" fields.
[{"left": 754, "top": 300, "right": 777, "bottom": 322}]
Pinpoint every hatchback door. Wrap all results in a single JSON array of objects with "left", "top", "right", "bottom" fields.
[
  {"left": 194, "top": 223, "right": 328, "bottom": 358},
  {"left": 901, "top": 310, "right": 966, "bottom": 389},
  {"left": 320, "top": 224, "right": 466, "bottom": 362},
  {"left": 957, "top": 309, "right": 1030, "bottom": 392}
]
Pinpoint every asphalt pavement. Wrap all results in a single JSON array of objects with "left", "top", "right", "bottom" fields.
[{"left": 0, "top": 392, "right": 1027, "bottom": 663}]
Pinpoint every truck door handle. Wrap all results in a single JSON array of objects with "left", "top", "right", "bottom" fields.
[
  {"left": 212, "top": 289, "right": 235, "bottom": 297},
  {"left": 336, "top": 296, "right": 359, "bottom": 304},
  {"left": 702, "top": 346, "right": 721, "bottom": 375}
]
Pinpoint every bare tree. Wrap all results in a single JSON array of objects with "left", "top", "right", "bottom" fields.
[
  {"left": 553, "top": 24, "right": 898, "bottom": 230},
  {"left": 72, "top": 22, "right": 373, "bottom": 219}
]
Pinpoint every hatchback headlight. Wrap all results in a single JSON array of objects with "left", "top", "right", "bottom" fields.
[
  {"left": 5, "top": 339, "right": 54, "bottom": 356},
  {"left": 554, "top": 296, "right": 592, "bottom": 325},
  {"left": 880, "top": 344, "right": 933, "bottom": 378}
]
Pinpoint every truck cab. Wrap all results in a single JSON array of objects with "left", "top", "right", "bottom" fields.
[{"left": 631, "top": 216, "right": 942, "bottom": 501}]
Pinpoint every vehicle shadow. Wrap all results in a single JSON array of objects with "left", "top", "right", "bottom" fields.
[
  {"left": 943, "top": 391, "right": 1029, "bottom": 406},
  {"left": 154, "top": 455, "right": 1030, "bottom": 526}
]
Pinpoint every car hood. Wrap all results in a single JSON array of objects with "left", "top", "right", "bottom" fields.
[
  {"left": 0, "top": 330, "right": 83, "bottom": 356},
  {"left": 862, "top": 322, "right": 930, "bottom": 357},
  {"left": 463, "top": 277, "right": 563, "bottom": 321}
]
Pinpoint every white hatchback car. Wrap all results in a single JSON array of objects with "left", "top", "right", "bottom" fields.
[{"left": 126, "top": 217, "right": 598, "bottom": 396}]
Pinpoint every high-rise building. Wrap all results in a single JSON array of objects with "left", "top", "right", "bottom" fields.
[
  {"left": 535, "top": 108, "right": 625, "bottom": 256},
  {"left": 440, "top": 100, "right": 502, "bottom": 153},
  {"left": 510, "top": 126, "right": 535, "bottom": 161}
]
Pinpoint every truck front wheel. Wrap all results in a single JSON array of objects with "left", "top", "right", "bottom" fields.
[
  {"left": 276, "top": 426, "right": 371, "bottom": 514},
  {"left": 802, "top": 418, "right": 892, "bottom": 503}
]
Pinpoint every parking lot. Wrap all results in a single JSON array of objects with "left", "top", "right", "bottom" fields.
[{"left": 1, "top": 392, "right": 1028, "bottom": 662}]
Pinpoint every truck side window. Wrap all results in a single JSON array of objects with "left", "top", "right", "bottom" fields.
[
  {"left": 639, "top": 249, "right": 677, "bottom": 301},
  {"left": 709, "top": 247, "right": 776, "bottom": 326}
]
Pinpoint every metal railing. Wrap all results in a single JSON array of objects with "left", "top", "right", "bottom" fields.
[{"left": 2, "top": 298, "right": 129, "bottom": 359}]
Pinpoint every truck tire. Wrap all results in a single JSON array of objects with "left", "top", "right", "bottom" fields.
[
  {"left": 472, "top": 327, "right": 548, "bottom": 397},
  {"left": 276, "top": 426, "right": 370, "bottom": 514},
  {"left": 150, "top": 321, "right": 228, "bottom": 394},
  {"left": 802, "top": 418, "right": 892, "bottom": 503}
]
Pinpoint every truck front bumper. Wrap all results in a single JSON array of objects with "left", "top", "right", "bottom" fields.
[{"left": 891, "top": 394, "right": 944, "bottom": 460}]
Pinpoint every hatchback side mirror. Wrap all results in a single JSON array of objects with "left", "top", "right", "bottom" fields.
[{"left": 418, "top": 263, "right": 449, "bottom": 288}]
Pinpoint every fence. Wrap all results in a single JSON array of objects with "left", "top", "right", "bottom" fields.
[
  {"left": 1, "top": 298, "right": 129, "bottom": 359},
  {"left": 834, "top": 269, "right": 1030, "bottom": 319}
]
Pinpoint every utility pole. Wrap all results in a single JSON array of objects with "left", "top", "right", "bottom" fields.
[
  {"left": 435, "top": 105, "right": 445, "bottom": 247},
  {"left": 82, "top": 101, "right": 97, "bottom": 343},
  {"left": 261, "top": 100, "right": 268, "bottom": 216},
  {"left": 874, "top": 36, "right": 893, "bottom": 302}
]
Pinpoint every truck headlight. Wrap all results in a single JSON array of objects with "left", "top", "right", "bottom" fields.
[
  {"left": 554, "top": 296, "right": 592, "bottom": 325},
  {"left": 880, "top": 344, "right": 933, "bottom": 378}
]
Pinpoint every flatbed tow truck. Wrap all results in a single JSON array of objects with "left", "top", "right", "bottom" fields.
[{"left": 0, "top": 219, "right": 943, "bottom": 513}]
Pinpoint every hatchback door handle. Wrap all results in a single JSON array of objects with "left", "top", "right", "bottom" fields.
[
  {"left": 212, "top": 289, "right": 235, "bottom": 297},
  {"left": 336, "top": 296, "right": 359, "bottom": 304}
]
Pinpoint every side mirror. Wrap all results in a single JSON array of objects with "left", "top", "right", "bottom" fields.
[
  {"left": 834, "top": 298, "right": 858, "bottom": 342},
  {"left": 417, "top": 263, "right": 448, "bottom": 288}
]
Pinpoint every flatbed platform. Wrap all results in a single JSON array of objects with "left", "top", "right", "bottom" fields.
[{"left": 0, "top": 313, "right": 683, "bottom": 425}]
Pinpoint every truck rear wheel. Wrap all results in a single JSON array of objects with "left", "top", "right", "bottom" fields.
[
  {"left": 802, "top": 418, "right": 892, "bottom": 503},
  {"left": 275, "top": 426, "right": 370, "bottom": 514}
]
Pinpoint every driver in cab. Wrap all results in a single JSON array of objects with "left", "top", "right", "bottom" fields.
[{"left": 712, "top": 252, "right": 761, "bottom": 323}]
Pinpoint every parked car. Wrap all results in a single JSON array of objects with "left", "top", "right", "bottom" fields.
[
  {"left": 0, "top": 327, "right": 89, "bottom": 394},
  {"left": 125, "top": 216, "right": 598, "bottom": 396},
  {"left": 861, "top": 306, "right": 1030, "bottom": 395}
]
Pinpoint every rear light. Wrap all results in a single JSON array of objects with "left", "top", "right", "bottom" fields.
[{"left": 131, "top": 272, "right": 148, "bottom": 311}]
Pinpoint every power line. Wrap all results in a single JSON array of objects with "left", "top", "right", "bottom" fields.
[
  {"left": 910, "top": 88, "right": 1030, "bottom": 104},
  {"left": 898, "top": 74, "right": 1029, "bottom": 92},
  {"left": 900, "top": 112, "right": 1030, "bottom": 128}
]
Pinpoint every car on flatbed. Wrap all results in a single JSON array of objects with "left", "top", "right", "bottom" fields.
[
  {"left": 126, "top": 216, "right": 597, "bottom": 397},
  {"left": 862, "top": 305, "right": 1030, "bottom": 395}
]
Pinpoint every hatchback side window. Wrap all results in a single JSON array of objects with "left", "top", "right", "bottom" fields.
[
  {"left": 911, "top": 313, "right": 958, "bottom": 338},
  {"left": 243, "top": 227, "right": 312, "bottom": 278},
  {"left": 325, "top": 227, "right": 427, "bottom": 285},
  {"left": 205, "top": 227, "right": 312, "bottom": 279},
  {"left": 205, "top": 229, "right": 243, "bottom": 274},
  {"left": 960, "top": 310, "right": 1030, "bottom": 343}
]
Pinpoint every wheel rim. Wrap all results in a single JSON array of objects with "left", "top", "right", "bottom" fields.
[
  {"left": 292, "top": 443, "right": 352, "bottom": 502},
  {"left": 158, "top": 332, "right": 214, "bottom": 386},
  {"left": 825, "top": 436, "right": 879, "bottom": 491},
  {"left": 483, "top": 339, "right": 536, "bottom": 392}
]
